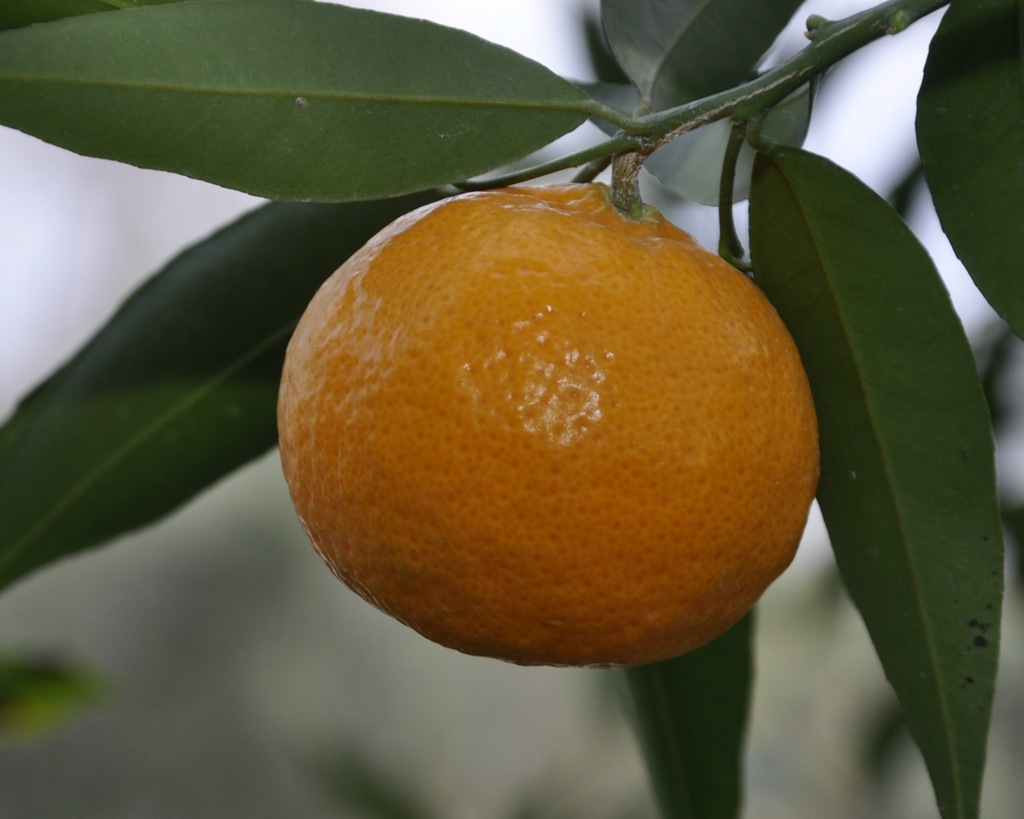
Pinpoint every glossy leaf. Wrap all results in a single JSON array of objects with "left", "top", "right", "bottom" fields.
[
  {"left": 0, "top": 192, "right": 436, "bottom": 591},
  {"left": 0, "top": 2, "right": 593, "bottom": 202},
  {"left": 621, "top": 614, "right": 753, "bottom": 819},
  {"left": 917, "top": 0, "right": 1024, "bottom": 338},
  {"left": 601, "top": 0, "right": 805, "bottom": 108},
  {"left": 749, "top": 147, "right": 1003, "bottom": 819}
]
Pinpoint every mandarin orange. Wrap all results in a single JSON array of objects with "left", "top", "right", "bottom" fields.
[{"left": 277, "top": 183, "right": 818, "bottom": 667}]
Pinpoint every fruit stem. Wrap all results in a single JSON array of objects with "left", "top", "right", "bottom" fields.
[
  {"left": 572, "top": 153, "right": 613, "bottom": 184},
  {"left": 450, "top": 0, "right": 948, "bottom": 195},
  {"left": 610, "top": 149, "right": 647, "bottom": 219},
  {"left": 717, "top": 120, "right": 752, "bottom": 274},
  {"left": 627, "top": 0, "right": 947, "bottom": 142},
  {"left": 448, "top": 132, "right": 637, "bottom": 192},
  {"left": 461, "top": 0, "right": 945, "bottom": 191}
]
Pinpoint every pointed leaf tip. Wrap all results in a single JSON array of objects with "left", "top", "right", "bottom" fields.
[
  {"left": 0, "top": 2, "right": 592, "bottom": 201},
  {"left": 750, "top": 147, "right": 1003, "bottom": 819}
]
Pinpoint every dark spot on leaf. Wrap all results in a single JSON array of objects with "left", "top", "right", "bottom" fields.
[
  {"left": 965, "top": 676, "right": 975, "bottom": 684},
  {"left": 974, "top": 635, "right": 988, "bottom": 648}
]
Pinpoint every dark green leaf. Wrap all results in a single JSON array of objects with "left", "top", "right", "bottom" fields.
[
  {"left": 0, "top": 192, "right": 436, "bottom": 591},
  {"left": 0, "top": 0, "right": 278, "bottom": 31},
  {"left": 0, "top": 652, "right": 106, "bottom": 738},
  {"left": 0, "top": 0, "right": 121, "bottom": 30},
  {"left": 749, "top": 147, "right": 1003, "bottom": 819},
  {"left": 582, "top": 10, "right": 630, "bottom": 85},
  {"left": 0, "top": 2, "right": 593, "bottom": 201},
  {"left": 620, "top": 614, "right": 753, "bottom": 819},
  {"left": 601, "top": 0, "right": 805, "bottom": 108},
  {"left": 883, "top": 157, "right": 925, "bottom": 219},
  {"left": 917, "top": 0, "right": 1024, "bottom": 338}
]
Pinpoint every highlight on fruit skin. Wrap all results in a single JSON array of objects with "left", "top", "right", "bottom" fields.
[{"left": 277, "top": 183, "right": 819, "bottom": 668}]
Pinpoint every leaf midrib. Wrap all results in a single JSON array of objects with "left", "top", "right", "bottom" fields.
[
  {"left": 0, "top": 74, "right": 597, "bottom": 115},
  {"left": 650, "top": 0, "right": 716, "bottom": 99},
  {"left": 778, "top": 165, "right": 964, "bottom": 815},
  {"left": 0, "top": 320, "right": 294, "bottom": 577}
]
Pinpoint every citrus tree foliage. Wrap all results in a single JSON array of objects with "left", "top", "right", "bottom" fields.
[{"left": 0, "top": 1, "right": 1017, "bottom": 817}]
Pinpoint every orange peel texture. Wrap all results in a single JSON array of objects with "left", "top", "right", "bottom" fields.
[{"left": 277, "top": 184, "right": 819, "bottom": 667}]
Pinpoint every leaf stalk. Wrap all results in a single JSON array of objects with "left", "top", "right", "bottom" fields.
[
  {"left": 628, "top": 0, "right": 948, "bottom": 142},
  {"left": 458, "top": 0, "right": 949, "bottom": 189},
  {"left": 717, "top": 121, "right": 751, "bottom": 272}
]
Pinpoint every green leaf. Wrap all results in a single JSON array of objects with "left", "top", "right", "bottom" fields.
[
  {"left": 601, "top": 0, "right": 805, "bottom": 108},
  {"left": 581, "top": 10, "right": 631, "bottom": 85},
  {"left": 0, "top": 1, "right": 593, "bottom": 202},
  {"left": 0, "top": 192, "right": 436, "bottom": 591},
  {"left": 0, "top": 652, "right": 106, "bottom": 739},
  {"left": 0, "top": 0, "right": 120, "bottom": 30},
  {"left": 749, "top": 147, "right": 1003, "bottom": 819},
  {"left": 620, "top": 614, "right": 753, "bottom": 819},
  {"left": 884, "top": 158, "right": 926, "bottom": 220},
  {"left": 917, "top": 0, "right": 1024, "bottom": 338},
  {"left": 0, "top": 0, "right": 277, "bottom": 32}
]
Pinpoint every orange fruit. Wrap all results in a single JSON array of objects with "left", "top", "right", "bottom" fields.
[{"left": 277, "top": 183, "right": 818, "bottom": 667}]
